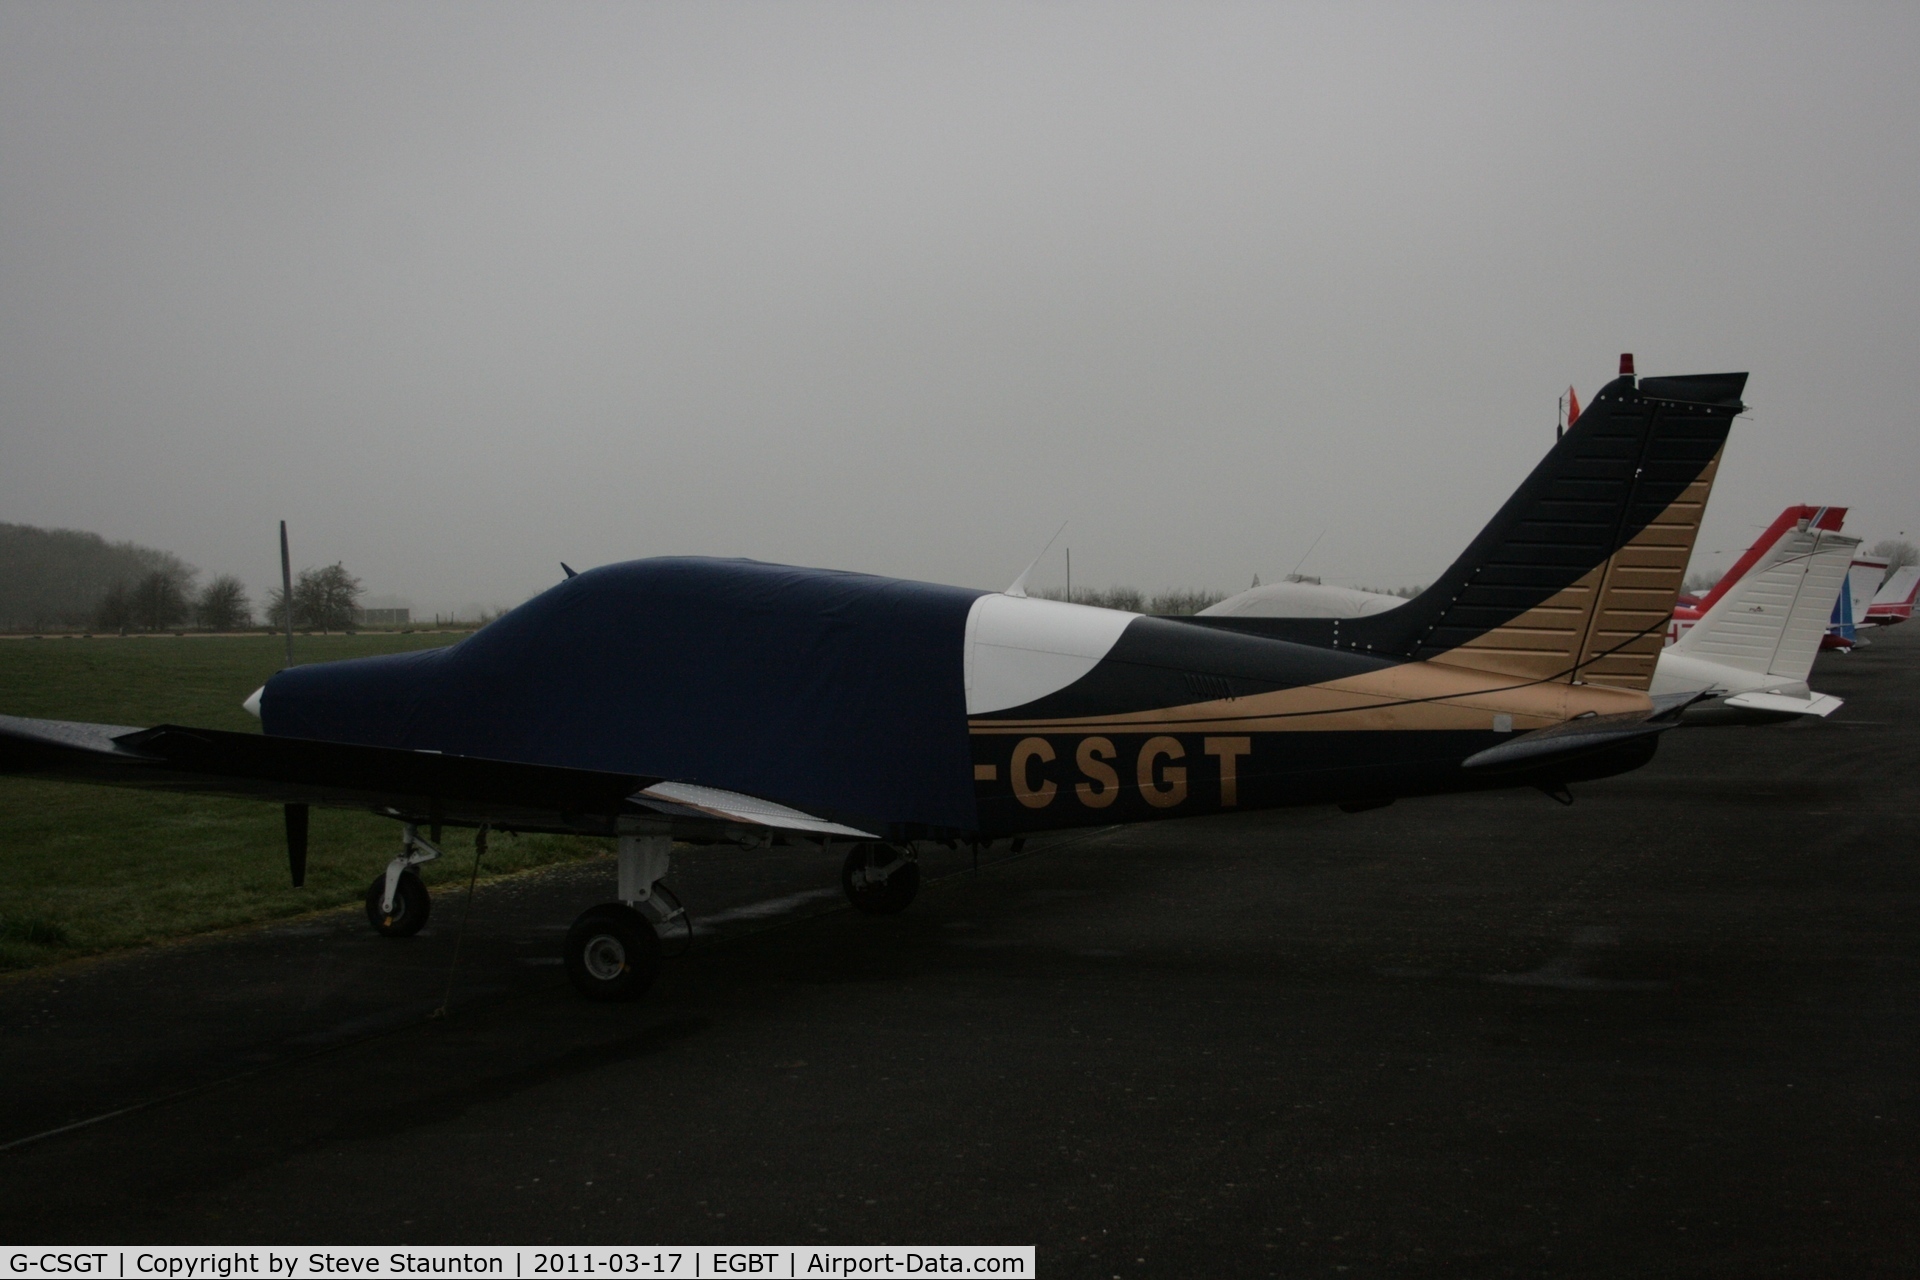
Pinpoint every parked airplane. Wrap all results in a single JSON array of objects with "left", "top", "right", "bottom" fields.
[
  {"left": 1863, "top": 564, "right": 1920, "bottom": 628},
  {"left": 1824, "top": 551, "right": 1892, "bottom": 650},
  {"left": 0, "top": 360, "right": 1742, "bottom": 1000}
]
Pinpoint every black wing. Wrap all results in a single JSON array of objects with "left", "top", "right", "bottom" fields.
[{"left": 0, "top": 714, "right": 877, "bottom": 840}]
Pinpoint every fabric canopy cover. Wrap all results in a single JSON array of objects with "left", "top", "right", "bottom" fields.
[{"left": 262, "top": 558, "right": 989, "bottom": 835}]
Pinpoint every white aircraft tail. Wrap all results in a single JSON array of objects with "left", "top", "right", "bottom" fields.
[
  {"left": 1670, "top": 508, "right": 1858, "bottom": 687},
  {"left": 1833, "top": 553, "right": 1891, "bottom": 639},
  {"left": 1866, "top": 564, "right": 1920, "bottom": 625}
]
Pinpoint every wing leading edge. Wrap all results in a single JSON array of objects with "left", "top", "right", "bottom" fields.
[{"left": 0, "top": 714, "right": 875, "bottom": 842}]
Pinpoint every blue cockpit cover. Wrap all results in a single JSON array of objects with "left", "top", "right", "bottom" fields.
[{"left": 261, "top": 558, "right": 989, "bottom": 834}]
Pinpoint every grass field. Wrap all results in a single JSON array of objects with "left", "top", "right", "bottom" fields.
[{"left": 0, "top": 634, "right": 613, "bottom": 970}]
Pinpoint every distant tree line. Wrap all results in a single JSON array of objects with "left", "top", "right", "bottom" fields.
[
  {"left": 93, "top": 569, "right": 253, "bottom": 632},
  {"left": 0, "top": 523, "right": 200, "bottom": 630},
  {"left": 0, "top": 522, "right": 365, "bottom": 633},
  {"left": 1036, "top": 586, "right": 1230, "bottom": 615},
  {"left": 1035, "top": 582, "right": 1427, "bottom": 614}
]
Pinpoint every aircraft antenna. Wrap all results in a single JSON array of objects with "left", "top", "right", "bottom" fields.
[
  {"left": 1005, "top": 520, "right": 1069, "bottom": 598},
  {"left": 1289, "top": 527, "right": 1327, "bottom": 580}
]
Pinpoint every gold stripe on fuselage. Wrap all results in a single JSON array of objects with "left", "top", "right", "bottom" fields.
[{"left": 968, "top": 657, "right": 1652, "bottom": 737}]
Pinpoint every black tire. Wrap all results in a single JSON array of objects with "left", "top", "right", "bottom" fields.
[
  {"left": 564, "top": 903, "right": 661, "bottom": 1002},
  {"left": 364, "top": 868, "right": 431, "bottom": 937},
  {"left": 842, "top": 843, "right": 921, "bottom": 915}
]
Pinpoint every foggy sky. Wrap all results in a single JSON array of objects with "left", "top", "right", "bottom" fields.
[{"left": 2, "top": 2, "right": 1916, "bottom": 615}]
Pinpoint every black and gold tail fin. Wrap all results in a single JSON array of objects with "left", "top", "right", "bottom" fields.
[
  {"left": 1366, "top": 362, "right": 1743, "bottom": 686},
  {"left": 1190, "top": 360, "right": 1744, "bottom": 686},
  {"left": 1196, "top": 360, "right": 1745, "bottom": 687}
]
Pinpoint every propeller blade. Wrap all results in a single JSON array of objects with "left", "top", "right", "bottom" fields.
[
  {"left": 285, "top": 802, "right": 309, "bottom": 888},
  {"left": 279, "top": 520, "right": 295, "bottom": 668}
]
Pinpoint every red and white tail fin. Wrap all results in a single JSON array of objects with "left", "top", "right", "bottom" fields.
[
  {"left": 1694, "top": 505, "right": 1847, "bottom": 614},
  {"left": 1864, "top": 563, "right": 1920, "bottom": 626},
  {"left": 1670, "top": 506, "right": 1857, "bottom": 685}
]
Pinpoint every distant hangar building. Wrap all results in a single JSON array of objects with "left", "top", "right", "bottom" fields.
[{"left": 354, "top": 595, "right": 412, "bottom": 626}]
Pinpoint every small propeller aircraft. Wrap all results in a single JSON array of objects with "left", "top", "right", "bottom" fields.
[
  {"left": 1652, "top": 505, "right": 1855, "bottom": 721},
  {"left": 0, "top": 357, "right": 1743, "bottom": 1000}
]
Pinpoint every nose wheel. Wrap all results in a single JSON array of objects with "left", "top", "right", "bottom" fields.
[
  {"left": 365, "top": 823, "right": 443, "bottom": 937},
  {"left": 841, "top": 842, "right": 920, "bottom": 914},
  {"left": 365, "top": 868, "right": 431, "bottom": 936}
]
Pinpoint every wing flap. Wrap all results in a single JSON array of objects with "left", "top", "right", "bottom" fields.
[{"left": 631, "top": 780, "right": 879, "bottom": 838}]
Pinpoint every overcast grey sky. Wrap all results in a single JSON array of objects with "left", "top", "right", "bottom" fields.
[{"left": 2, "top": 2, "right": 1915, "bottom": 613}]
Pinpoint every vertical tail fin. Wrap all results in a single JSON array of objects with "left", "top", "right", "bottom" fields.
[
  {"left": 1672, "top": 510, "right": 1859, "bottom": 685},
  {"left": 1866, "top": 564, "right": 1920, "bottom": 624},
  {"left": 1834, "top": 554, "right": 1890, "bottom": 641},
  {"left": 1695, "top": 504, "right": 1845, "bottom": 612},
  {"left": 1338, "top": 366, "right": 1744, "bottom": 689}
]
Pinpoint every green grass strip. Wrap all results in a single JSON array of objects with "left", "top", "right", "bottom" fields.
[{"left": 0, "top": 633, "right": 611, "bottom": 970}]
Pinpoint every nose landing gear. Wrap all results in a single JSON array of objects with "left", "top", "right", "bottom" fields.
[{"left": 366, "top": 824, "right": 443, "bottom": 937}]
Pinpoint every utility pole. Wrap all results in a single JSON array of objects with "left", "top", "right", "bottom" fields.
[{"left": 1066, "top": 548, "right": 1072, "bottom": 602}]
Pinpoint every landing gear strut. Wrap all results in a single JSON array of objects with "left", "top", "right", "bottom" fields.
[
  {"left": 365, "top": 824, "right": 442, "bottom": 937},
  {"left": 841, "top": 842, "right": 920, "bottom": 914},
  {"left": 564, "top": 829, "right": 682, "bottom": 1001}
]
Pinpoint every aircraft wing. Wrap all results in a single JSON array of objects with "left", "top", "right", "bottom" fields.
[{"left": 0, "top": 714, "right": 877, "bottom": 841}]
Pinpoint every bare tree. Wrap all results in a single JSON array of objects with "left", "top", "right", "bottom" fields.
[
  {"left": 194, "top": 575, "right": 252, "bottom": 630},
  {"left": 1871, "top": 539, "right": 1917, "bottom": 573},
  {"left": 94, "top": 581, "right": 134, "bottom": 632},
  {"left": 126, "top": 568, "right": 195, "bottom": 631},
  {"left": 289, "top": 563, "right": 362, "bottom": 631}
]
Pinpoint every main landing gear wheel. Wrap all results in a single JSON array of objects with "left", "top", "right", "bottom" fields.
[
  {"left": 364, "top": 869, "right": 431, "bottom": 937},
  {"left": 565, "top": 903, "right": 662, "bottom": 1002},
  {"left": 842, "top": 843, "right": 920, "bottom": 915}
]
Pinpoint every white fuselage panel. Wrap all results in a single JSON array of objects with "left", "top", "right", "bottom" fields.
[{"left": 963, "top": 594, "right": 1137, "bottom": 715}]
